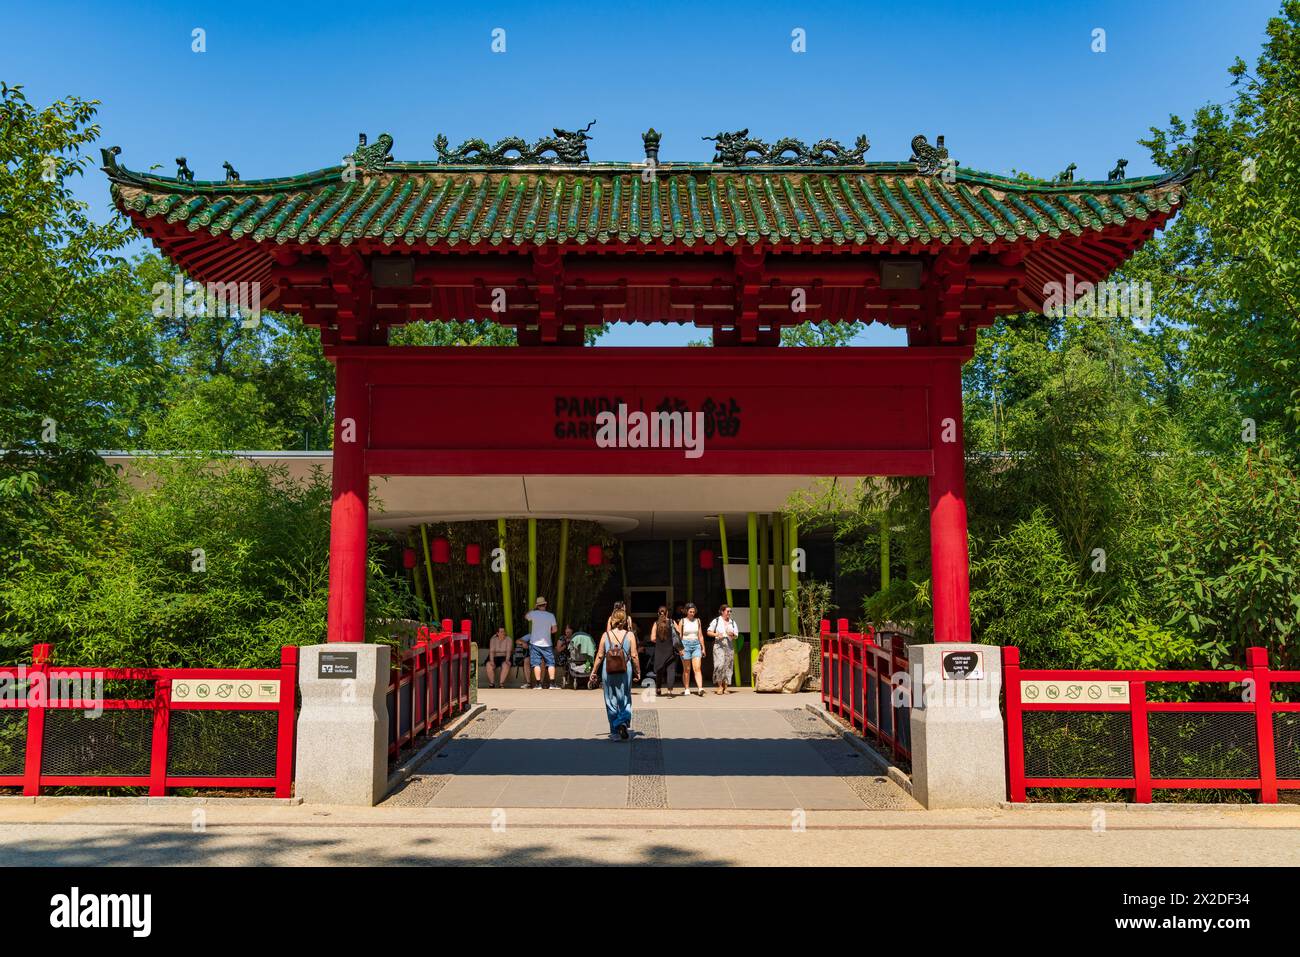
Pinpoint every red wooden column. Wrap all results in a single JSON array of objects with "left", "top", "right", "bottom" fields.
[
  {"left": 327, "top": 355, "right": 369, "bottom": 643},
  {"left": 928, "top": 357, "right": 972, "bottom": 643}
]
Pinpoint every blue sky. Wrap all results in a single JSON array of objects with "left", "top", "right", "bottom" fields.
[{"left": 3, "top": 0, "right": 1280, "bottom": 345}]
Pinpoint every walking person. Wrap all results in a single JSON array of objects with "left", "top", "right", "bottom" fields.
[
  {"left": 525, "top": 596, "right": 559, "bottom": 689},
  {"left": 606, "top": 600, "right": 637, "bottom": 639},
  {"left": 677, "top": 602, "right": 705, "bottom": 695},
  {"left": 707, "top": 604, "right": 739, "bottom": 694},
  {"left": 589, "top": 607, "right": 640, "bottom": 740},
  {"left": 650, "top": 605, "right": 681, "bottom": 697}
]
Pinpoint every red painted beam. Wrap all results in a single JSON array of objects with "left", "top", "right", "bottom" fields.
[{"left": 365, "top": 448, "right": 936, "bottom": 477}]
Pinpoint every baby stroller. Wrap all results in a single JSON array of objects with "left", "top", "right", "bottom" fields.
[{"left": 565, "top": 631, "right": 597, "bottom": 689}]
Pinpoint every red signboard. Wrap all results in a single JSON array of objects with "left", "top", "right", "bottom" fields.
[{"left": 334, "top": 345, "right": 970, "bottom": 476}]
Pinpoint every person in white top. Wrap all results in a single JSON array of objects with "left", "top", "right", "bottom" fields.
[
  {"left": 524, "top": 596, "right": 559, "bottom": 689},
  {"left": 677, "top": 602, "right": 705, "bottom": 695},
  {"left": 707, "top": 604, "right": 739, "bottom": 694}
]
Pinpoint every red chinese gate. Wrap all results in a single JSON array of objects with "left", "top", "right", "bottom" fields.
[
  {"left": 104, "top": 124, "right": 1191, "bottom": 656},
  {"left": 326, "top": 343, "right": 973, "bottom": 648}
]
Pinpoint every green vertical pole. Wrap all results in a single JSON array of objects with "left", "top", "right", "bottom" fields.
[
  {"left": 880, "top": 516, "right": 891, "bottom": 593},
  {"left": 773, "top": 512, "right": 785, "bottom": 638},
  {"left": 527, "top": 518, "right": 537, "bottom": 608},
  {"left": 686, "top": 538, "right": 693, "bottom": 605},
  {"left": 419, "top": 524, "right": 439, "bottom": 623},
  {"left": 787, "top": 515, "right": 799, "bottom": 616},
  {"left": 556, "top": 518, "right": 569, "bottom": 629},
  {"left": 747, "top": 512, "right": 759, "bottom": 684},
  {"left": 720, "top": 515, "right": 739, "bottom": 687},
  {"left": 758, "top": 513, "right": 769, "bottom": 649},
  {"left": 497, "top": 518, "right": 513, "bottom": 637},
  {"left": 719, "top": 516, "right": 735, "bottom": 609}
]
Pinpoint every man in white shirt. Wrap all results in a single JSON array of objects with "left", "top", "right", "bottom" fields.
[{"left": 524, "top": 596, "right": 559, "bottom": 689}]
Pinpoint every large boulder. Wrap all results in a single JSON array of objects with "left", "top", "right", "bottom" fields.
[{"left": 754, "top": 637, "right": 812, "bottom": 693}]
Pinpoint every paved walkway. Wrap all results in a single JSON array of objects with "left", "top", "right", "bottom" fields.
[
  {"left": 2, "top": 803, "right": 1298, "bottom": 867},
  {"left": 5, "top": 691, "right": 1297, "bottom": 866},
  {"left": 383, "top": 689, "right": 917, "bottom": 811}
]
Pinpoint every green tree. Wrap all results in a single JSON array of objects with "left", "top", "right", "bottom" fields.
[
  {"left": 1131, "top": 1, "right": 1300, "bottom": 437},
  {"left": 780, "top": 321, "right": 863, "bottom": 348},
  {"left": 0, "top": 455, "right": 416, "bottom": 667},
  {"left": 969, "top": 509, "right": 1092, "bottom": 664},
  {"left": 0, "top": 83, "right": 163, "bottom": 455},
  {"left": 389, "top": 319, "right": 518, "bottom": 347},
  {"left": 389, "top": 319, "right": 607, "bottom": 347},
  {"left": 963, "top": 313, "right": 1192, "bottom": 617},
  {"left": 141, "top": 377, "right": 293, "bottom": 451},
  {"left": 136, "top": 253, "right": 336, "bottom": 450},
  {"left": 1152, "top": 446, "right": 1300, "bottom": 668}
]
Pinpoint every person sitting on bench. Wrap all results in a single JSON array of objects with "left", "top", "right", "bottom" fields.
[{"left": 485, "top": 627, "right": 513, "bottom": 688}]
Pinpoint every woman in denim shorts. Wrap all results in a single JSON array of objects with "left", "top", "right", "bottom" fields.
[{"left": 678, "top": 603, "right": 705, "bottom": 695}]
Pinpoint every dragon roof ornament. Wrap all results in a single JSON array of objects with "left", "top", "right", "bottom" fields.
[
  {"left": 434, "top": 121, "right": 596, "bottom": 165},
  {"left": 910, "top": 134, "right": 954, "bottom": 176},
  {"left": 350, "top": 132, "right": 395, "bottom": 173},
  {"left": 702, "top": 129, "right": 870, "bottom": 166}
]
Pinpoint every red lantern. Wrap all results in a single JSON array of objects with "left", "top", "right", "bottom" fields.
[
  {"left": 430, "top": 536, "right": 450, "bottom": 564},
  {"left": 698, "top": 548, "right": 715, "bottom": 570},
  {"left": 586, "top": 544, "right": 603, "bottom": 566},
  {"left": 402, "top": 547, "right": 417, "bottom": 570},
  {"left": 465, "top": 543, "right": 482, "bottom": 565}
]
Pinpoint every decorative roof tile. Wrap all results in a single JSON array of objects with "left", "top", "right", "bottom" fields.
[{"left": 108, "top": 159, "right": 1188, "bottom": 252}]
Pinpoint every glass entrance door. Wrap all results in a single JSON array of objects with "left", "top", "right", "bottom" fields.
[{"left": 626, "top": 587, "right": 671, "bottom": 666}]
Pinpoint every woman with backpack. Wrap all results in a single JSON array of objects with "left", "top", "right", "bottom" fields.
[
  {"left": 589, "top": 607, "right": 640, "bottom": 740},
  {"left": 650, "top": 605, "right": 681, "bottom": 697}
]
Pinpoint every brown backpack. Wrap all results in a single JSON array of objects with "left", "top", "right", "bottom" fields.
[{"left": 604, "top": 630, "right": 629, "bottom": 674}]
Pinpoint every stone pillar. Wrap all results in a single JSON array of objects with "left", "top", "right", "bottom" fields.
[
  {"left": 295, "top": 643, "right": 390, "bottom": 805},
  {"left": 907, "top": 642, "right": 1006, "bottom": 808},
  {"left": 928, "top": 357, "right": 971, "bottom": 643}
]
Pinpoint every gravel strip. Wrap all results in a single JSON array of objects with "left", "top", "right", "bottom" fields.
[{"left": 627, "top": 710, "right": 667, "bottom": 808}]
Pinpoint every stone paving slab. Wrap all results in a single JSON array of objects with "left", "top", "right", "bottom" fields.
[
  {"left": 5, "top": 806, "right": 1299, "bottom": 866},
  {"left": 476, "top": 687, "right": 822, "bottom": 711},
  {"left": 383, "top": 705, "right": 917, "bottom": 811},
  {"left": 383, "top": 709, "right": 511, "bottom": 808}
]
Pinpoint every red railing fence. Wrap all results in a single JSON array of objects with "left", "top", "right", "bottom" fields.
[
  {"left": 386, "top": 619, "right": 473, "bottom": 761},
  {"left": 819, "top": 618, "right": 912, "bottom": 761},
  {"left": 0, "top": 644, "right": 298, "bottom": 797},
  {"left": 1004, "top": 646, "right": 1300, "bottom": 804}
]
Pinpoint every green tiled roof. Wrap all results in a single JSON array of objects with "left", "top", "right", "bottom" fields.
[{"left": 108, "top": 160, "right": 1188, "bottom": 251}]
